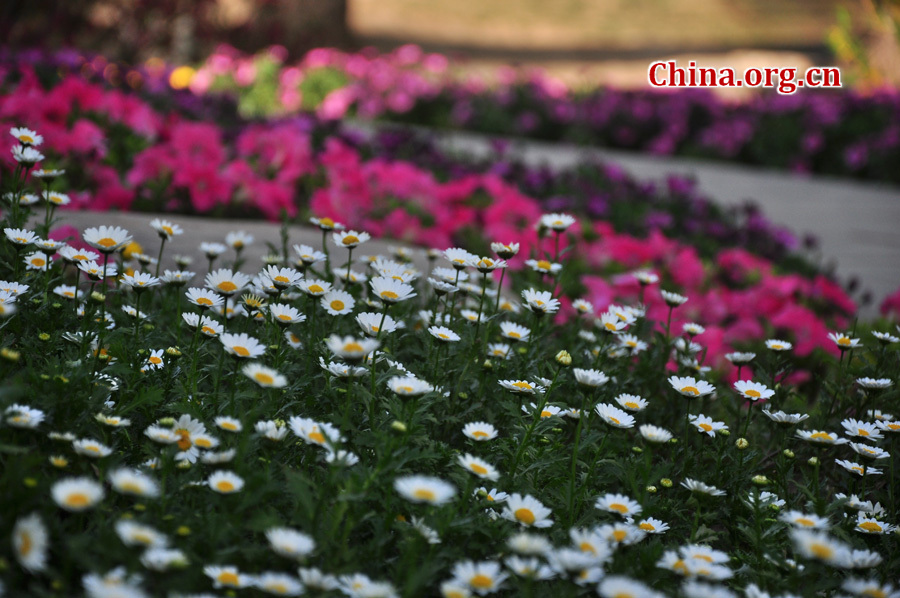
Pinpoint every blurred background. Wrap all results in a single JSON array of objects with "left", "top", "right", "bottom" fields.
[{"left": 3, "top": 0, "right": 899, "bottom": 90}]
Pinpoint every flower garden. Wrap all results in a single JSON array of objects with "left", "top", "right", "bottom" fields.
[{"left": 0, "top": 44, "right": 899, "bottom": 598}]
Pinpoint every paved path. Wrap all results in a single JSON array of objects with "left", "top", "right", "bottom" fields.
[{"left": 348, "top": 123, "right": 900, "bottom": 318}]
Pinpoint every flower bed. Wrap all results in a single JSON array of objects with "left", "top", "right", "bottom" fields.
[
  {"left": 1, "top": 126, "right": 899, "bottom": 596},
  {"left": 168, "top": 45, "right": 900, "bottom": 184}
]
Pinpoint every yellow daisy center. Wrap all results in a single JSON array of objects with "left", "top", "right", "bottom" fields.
[
  {"left": 625, "top": 401, "right": 639, "bottom": 409},
  {"left": 604, "top": 322, "right": 617, "bottom": 331},
  {"left": 810, "top": 543, "right": 833, "bottom": 559},
  {"left": 512, "top": 382, "right": 531, "bottom": 390},
  {"left": 65, "top": 493, "right": 90, "bottom": 508},
  {"left": 31, "top": 258, "right": 46, "bottom": 267},
  {"left": 608, "top": 503, "right": 629, "bottom": 513},
  {"left": 541, "top": 410, "right": 553, "bottom": 418},
  {"left": 536, "top": 260, "right": 551, "bottom": 271},
  {"left": 858, "top": 429, "right": 869, "bottom": 437},
  {"left": 19, "top": 135, "right": 34, "bottom": 143},
  {"left": 97, "top": 237, "right": 117, "bottom": 248},
  {"left": 202, "top": 326, "right": 216, "bottom": 335},
  {"left": 176, "top": 431, "right": 192, "bottom": 451},
  {"left": 381, "top": 290, "right": 399, "bottom": 300},
  {"left": 579, "top": 541, "right": 596, "bottom": 553},
  {"left": 330, "top": 300, "right": 345, "bottom": 311},
  {"left": 796, "top": 518, "right": 815, "bottom": 527},
  {"left": 859, "top": 521, "right": 883, "bottom": 533},
  {"left": 515, "top": 508, "right": 536, "bottom": 525},
  {"left": 837, "top": 337, "right": 851, "bottom": 346},
  {"left": 852, "top": 466, "right": 864, "bottom": 474},
  {"left": 810, "top": 432, "right": 831, "bottom": 441},
  {"left": 218, "top": 571, "right": 239, "bottom": 585},
  {"left": 277, "top": 314, "right": 292, "bottom": 321},
  {"left": 612, "top": 529, "right": 627, "bottom": 542},
  {"left": 196, "top": 297, "right": 214, "bottom": 306},
  {"left": 344, "top": 342, "right": 363, "bottom": 353},
  {"left": 639, "top": 522, "right": 655, "bottom": 531},
  {"left": 414, "top": 488, "right": 436, "bottom": 501},
  {"left": 221, "top": 422, "right": 238, "bottom": 431},
  {"left": 342, "top": 235, "right": 359, "bottom": 245},
  {"left": 508, "top": 331, "right": 521, "bottom": 339},
  {"left": 472, "top": 431, "right": 489, "bottom": 438},
  {"left": 470, "top": 575, "right": 493, "bottom": 589},
  {"left": 119, "top": 481, "right": 144, "bottom": 494},
  {"left": 18, "top": 531, "right": 32, "bottom": 556},
  {"left": 470, "top": 463, "right": 488, "bottom": 475},
  {"left": 863, "top": 589, "right": 887, "bottom": 598},
  {"left": 308, "top": 284, "right": 324, "bottom": 294},
  {"left": 216, "top": 481, "right": 235, "bottom": 493},
  {"left": 681, "top": 386, "right": 699, "bottom": 395},
  {"left": 149, "top": 356, "right": 162, "bottom": 364},
  {"left": 232, "top": 346, "right": 250, "bottom": 357},
  {"left": 699, "top": 423, "right": 713, "bottom": 432},
  {"left": 254, "top": 372, "right": 274, "bottom": 385},
  {"left": 274, "top": 275, "right": 290, "bottom": 283},
  {"left": 609, "top": 417, "right": 621, "bottom": 425},
  {"left": 320, "top": 217, "right": 334, "bottom": 227},
  {"left": 745, "top": 389, "right": 761, "bottom": 398},
  {"left": 308, "top": 430, "right": 326, "bottom": 444},
  {"left": 217, "top": 281, "right": 237, "bottom": 292}
]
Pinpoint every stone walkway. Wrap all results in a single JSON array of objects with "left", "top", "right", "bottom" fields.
[{"left": 349, "top": 123, "right": 900, "bottom": 318}]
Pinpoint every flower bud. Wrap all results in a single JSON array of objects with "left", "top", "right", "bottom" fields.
[
  {"left": 166, "top": 347, "right": 182, "bottom": 358},
  {"left": 91, "top": 291, "right": 106, "bottom": 303},
  {"left": 38, "top": 332, "right": 50, "bottom": 341},
  {"left": 719, "top": 429, "right": 730, "bottom": 437},
  {"left": 808, "top": 457, "right": 820, "bottom": 466},
  {"left": 735, "top": 438, "right": 749, "bottom": 450},
  {"left": 482, "top": 359, "right": 493, "bottom": 370},
  {"left": 660, "top": 478, "right": 673, "bottom": 488},
  {"left": 752, "top": 475, "right": 769, "bottom": 486},
  {"left": 555, "top": 350, "right": 572, "bottom": 366},
  {"left": 646, "top": 485, "right": 657, "bottom": 494},
  {"left": 1, "top": 347, "right": 20, "bottom": 362},
  {"left": 782, "top": 449, "right": 795, "bottom": 459},
  {"left": 391, "top": 421, "right": 408, "bottom": 434}
]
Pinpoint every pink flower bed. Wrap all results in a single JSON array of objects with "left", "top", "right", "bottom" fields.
[{"left": 0, "top": 64, "right": 866, "bottom": 373}]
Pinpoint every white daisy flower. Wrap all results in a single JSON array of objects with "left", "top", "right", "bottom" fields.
[
  {"left": 594, "top": 404, "right": 635, "bottom": 429},
  {"left": 320, "top": 289, "right": 355, "bottom": 316},
  {"left": 51, "top": 477, "right": 105, "bottom": 511},
  {"left": 12, "top": 513, "right": 48, "bottom": 572},
  {"left": 394, "top": 475, "right": 456, "bottom": 505},
  {"left": 501, "top": 493, "right": 553, "bottom": 528},
  {"left": 463, "top": 422, "right": 498, "bottom": 441},
  {"left": 669, "top": 375, "right": 715, "bottom": 398},
  {"left": 208, "top": 470, "right": 245, "bottom": 494},
  {"left": 458, "top": 454, "right": 500, "bottom": 481},
  {"left": 83, "top": 225, "right": 132, "bottom": 253},
  {"left": 595, "top": 493, "right": 643, "bottom": 518}
]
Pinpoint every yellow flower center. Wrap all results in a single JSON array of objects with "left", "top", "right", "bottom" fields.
[
  {"left": 195, "top": 438, "right": 212, "bottom": 448},
  {"left": 438, "top": 333, "right": 449, "bottom": 340},
  {"left": 308, "top": 284, "right": 324, "bottom": 294},
  {"left": 625, "top": 401, "right": 639, "bottom": 409},
  {"left": 512, "top": 382, "right": 531, "bottom": 390},
  {"left": 579, "top": 541, "right": 595, "bottom": 553},
  {"left": 541, "top": 410, "right": 553, "bottom": 418},
  {"left": 605, "top": 322, "right": 617, "bottom": 331},
  {"left": 694, "top": 555, "right": 713, "bottom": 563},
  {"left": 221, "top": 422, "right": 238, "bottom": 431},
  {"left": 216, "top": 481, "right": 235, "bottom": 493},
  {"left": 277, "top": 314, "right": 292, "bottom": 322},
  {"left": 699, "top": 423, "right": 713, "bottom": 432},
  {"left": 771, "top": 344, "right": 783, "bottom": 350},
  {"left": 608, "top": 503, "right": 628, "bottom": 514},
  {"left": 274, "top": 275, "right": 290, "bottom": 283},
  {"left": 217, "top": 281, "right": 237, "bottom": 292},
  {"left": 639, "top": 522, "right": 655, "bottom": 531},
  {"left": 342, "top": 235, "right": 359, "bottom": 245},
  {"left": 612, "top": 529, "right": 627, "bottom": 542},
  {"left": 681, "top": 386, "right": 699, "bottom": 395},
  {"left": 176, "top": 431, "right": 192, "bottom": 451},
  {"left": 470, "top": 575, "right": 493, "bottom": 589},
  {"left": 149, "top": 356, "right": 162, "bottom": 364},
  {"left": 796, "top": 518, "right": 815, "bottom": 527},
  {"left": 863, "top": 590, "right": 887, "bottom": 598},
  {"left": 196, "top": 297, "right": 214, "bottom": 306},
  {"left": 97, "top": 237, "right": 117, "bottom": 248},
  {"left": 472, "top": 431, "right": 489, "bottom": 438},
  {"left": 859, "top": 521, "right": 883, "bottom": 533},
  {"left": 330, "top": 300, "right": 345, "bottom": 312},
  {"left": 745, "top": 389, "right": 761, "bottom": 398},
  {"left": 609, "top": 417, "right": 621, "bottom": 425},
  {"left": 31, "top": 258, "right": 46, "bottom": 267},
  {"left": 18, "top": 531, "right": 32, "bottom": 556},
  {"left": 255, "top": 372, "right": 274, "bottom": 385},
  {"left": 810, "top": 543, "right": 833, "bottom": 559},
  {"left": 119, "top": 481, "right": 143, "bottom": 494},
  {"left": 398, "top": 386, "right": 414, "bottom": 393},
  {"left": 65, "top": 493, "right": 90, "bottom": 508},
  {"left": 810, "top": 432, "right": 831, "bottom": 441},
  {"left": 344, "top": 342, "right": 363, "bottom": 353},
  {"left": 320, "top": 217, "right": 334, "bottom": 227},
  {"left": 19, "top": 135, "right": 34, "bottom": 143},
  {"left": 508, "top": 331, "right": 521, "bottom": 339},
  {"left": 202, "top": 326, "right": 216, "bottom": 335},
  {"left": 858, "top": 429, "right": 869, "bottom": 437},
  {"left": 218, "top": 571, "right": 239, "bottom": 585},
  {"left": 232, "top": 346, "right": 250, "bottom": 357},
  {"left": 536, "top": 260, "right": 551, "bottom": 271},
  {"left": 414, "top": 488, "right": 436, "bottom": 501},
  {"left": 470, "top": 463, "right": 488, "bottom": 475},
  {"left": 133, "top": 532, "right": 154, "bottom": 545},
  {"left": 308, "top": 430, "right": 326, "bottom": 444},
  {"left": 381, "top": 290, "right": 399, "bottom": 300},
  {"left": 852, "top": 466, "right": 864, "bottom": 474},
  {"left": 837, "top": 337, "right": 851, "bottom": 346},
  {"left": 515, "top": 508, "right": 536, "bottom": 525},
  {"left": 613, "top": 593, "right": 634, "bottom": 598}
]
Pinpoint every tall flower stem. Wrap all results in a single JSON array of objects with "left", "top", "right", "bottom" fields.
[
  {"left": 155, "top": 238, "right": 166, "bottom": 277},
  {"left": 511, "top": 366, "right": 561, "bottom": 476}
]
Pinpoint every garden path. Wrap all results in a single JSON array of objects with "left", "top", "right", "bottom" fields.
[{"left": 350, "top": 123, "right": 900, "bottom": 318}]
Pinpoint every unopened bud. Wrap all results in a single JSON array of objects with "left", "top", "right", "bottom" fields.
[
  {"left": 752, "top": 475, "right": 769, "bottom": 486},
  {"left": 646, "top": 485, "right": 657, "bottom": 494},
  {"left": 808, "top": 457, "right": 820, "bottom": 466},
  {"left": 555, "top": 350, "right": 572, "bottom": 366},
  {"left": 782, "top": 449, "right": 795, "bottom": 459},
  {"left": 391, "top": 421, "right": 407, "bottom": 434},
  {"left": 735, "top": 438, "right": 749, "bottom": 450},
  {"left": 660, "top": 478, "right": 673, "bottom": 488}
]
